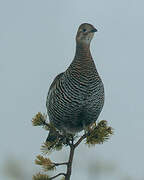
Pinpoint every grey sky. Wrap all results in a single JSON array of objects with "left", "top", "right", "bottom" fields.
[{"left": 0, "top": 0, "right": 144, "bottom": 179}]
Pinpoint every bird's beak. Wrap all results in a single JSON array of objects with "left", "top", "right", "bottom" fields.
[{"left": 91, "top": 28, "right": 98, "bottom": 33}]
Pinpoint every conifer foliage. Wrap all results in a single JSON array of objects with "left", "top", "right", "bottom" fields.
[{"left": 32, "top": 112, "right": 113, "bottom": 180}]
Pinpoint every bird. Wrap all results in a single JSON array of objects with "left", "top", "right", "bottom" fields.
[{"left": 46, "top": 23, "right": 104, "bottom": 142}]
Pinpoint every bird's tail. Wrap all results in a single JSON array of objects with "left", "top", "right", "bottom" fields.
[{"left": 46, "top": 129, "right": 58, "bottom": 142}]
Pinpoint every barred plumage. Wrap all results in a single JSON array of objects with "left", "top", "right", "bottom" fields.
[{"left": 46, "top": 23, "right": 104, "bottom": 141}]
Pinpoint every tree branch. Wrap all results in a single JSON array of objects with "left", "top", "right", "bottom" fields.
[
  {"left": 49, "top": 173, "right": 66, "bottom": 180},
  {"left": 54, "top": 162, "right": 68, "bottom": 166},
  {"left": 65, "top": 145, "right": 75, "bottom": 180},
  {"left": 74, "top": 132, "right": 88, "bottom": 148},
  {"left": 32, "top": 113, "right": 113, "bottom": 180}
]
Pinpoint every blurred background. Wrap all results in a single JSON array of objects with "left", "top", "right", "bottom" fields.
[{"left": 0, "top": 0, "right": 144, "bottom": 179}]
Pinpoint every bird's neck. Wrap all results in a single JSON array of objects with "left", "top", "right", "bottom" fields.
[
  {"left": 74, "top": 43, "right": 92, "bottom": 61},
  {"left": 66, "top": 42, "right": 98, "bottom": 78}
]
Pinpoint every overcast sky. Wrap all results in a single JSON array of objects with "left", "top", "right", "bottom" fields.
[{"left": 0, "top": 0, "right": 144, "bottom": 180}]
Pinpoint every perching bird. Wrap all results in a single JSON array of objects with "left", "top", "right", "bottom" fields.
[{"left": 46, "top": 23, "right": 104, "bottom": 142}]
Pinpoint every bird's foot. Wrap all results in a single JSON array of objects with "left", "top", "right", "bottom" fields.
[{"left": 58, "top": 133, "right": 74, "bottom": 146}]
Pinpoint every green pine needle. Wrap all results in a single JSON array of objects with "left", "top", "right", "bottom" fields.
[
  {"left": 41, "top": 140, "right": 63, "bottom": 154},
  {"left": 86, "top": 120, "right": 114, "bottom": 146},
  {"left": 32, "top": 173, "right": 50, "bottom": 180},
  {"left": 32, "top": 112, "right": 46, "bottom": 126},
  {"left": 35, "top": 155, "right": 55, "bottom": 171}
]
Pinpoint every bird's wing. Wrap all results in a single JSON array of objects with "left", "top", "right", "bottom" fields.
[
  {"left": 49, "top": 72, "right": 64, "bottom": 91},
  {"left": 46, "top": 72, "right": 64, "bottom": 106}
]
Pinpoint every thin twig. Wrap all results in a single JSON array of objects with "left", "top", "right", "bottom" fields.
[
  {"left": 49, "top": 173, "right": 66, "bottom": 180},
  {"left": 74, "top": 132, "right": 89, "bottom": 148},
  {"left": 54, "top": 162, "right": 68, "bottom": 166}
]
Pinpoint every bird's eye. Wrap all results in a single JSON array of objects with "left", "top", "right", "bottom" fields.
[{"left": 82, "top": 29, "right": 87, "bottom": 32}]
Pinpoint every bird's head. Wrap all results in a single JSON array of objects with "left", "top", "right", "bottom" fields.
[{"left": 76, "top": 23, "right": 97, "bottom": 46}]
